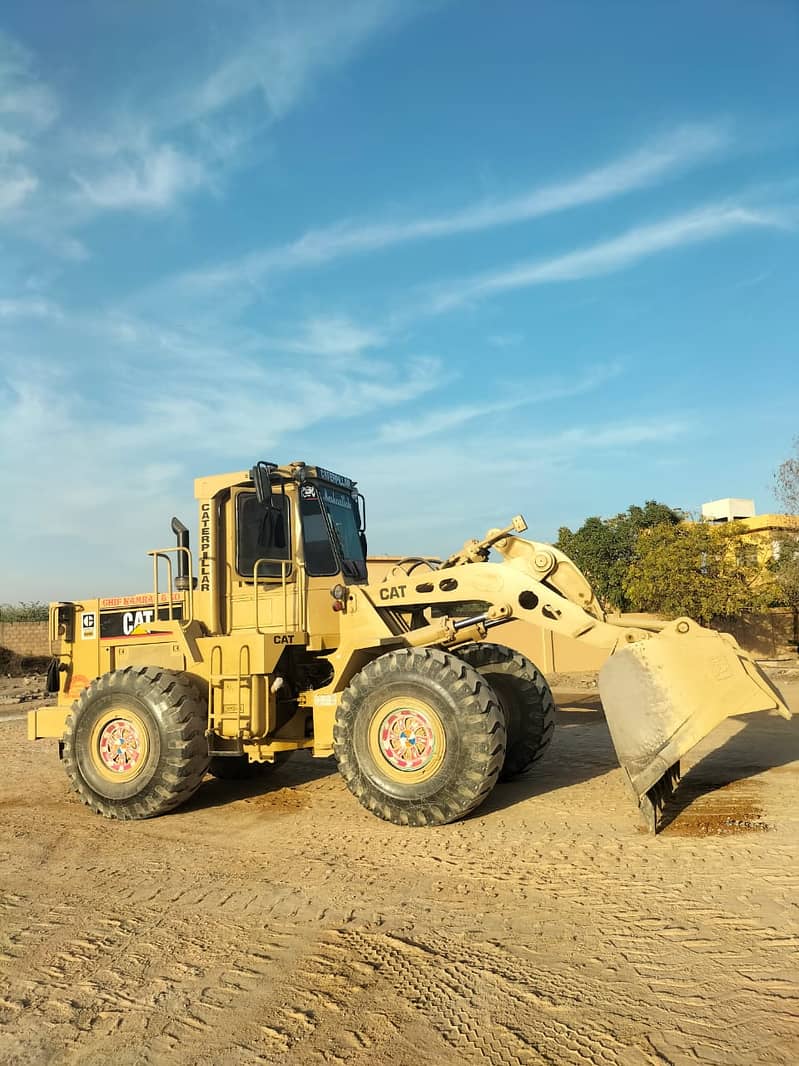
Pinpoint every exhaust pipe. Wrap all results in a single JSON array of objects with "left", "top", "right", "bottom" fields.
[{"left": 171, "top": 516, "right": 194, "bottom": 591}]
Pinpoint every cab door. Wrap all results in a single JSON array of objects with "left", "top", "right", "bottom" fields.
[{"left": 227, "top": 486, "right": 304, "bottom": 638}]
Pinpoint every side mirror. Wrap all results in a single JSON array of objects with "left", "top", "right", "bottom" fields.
[
  {"left": 356, "top": 492, "right": 366, "bottom": 534},
  {"left": 251, "top": 461, "right": 277, "bottom": 507}
]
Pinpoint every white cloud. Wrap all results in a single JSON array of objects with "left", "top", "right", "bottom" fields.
[
  {"left": 379, "top": 362, "right": 624, "bottom": 442},
  {"left": 181, "top": 0, "right": 409, "bottom": 125},
  {"left": 0, "top": 128, "right": 26, "bottom": 155},
  {"left": 547, "top": 420, "right": 687, "bottom": 450},
  {"left": 280, "top": 315, "right": 385, "bottom": 359},
  {"left": 0, "top": 163, "right": 37, "bottom": 211},
  {"left": 72, "top": 141, "right": 209, "bottom": 212},
  {"left": 0, "top": 32, "right": 57, "bottom": 216},
  {"left": 0, "top": 31, "right": 58, "bottom": 130},
  {"left": 429, "top": 203, "right": 788, "bottom": 311},
  {"left": 0, "top": 296, "right": 61, "bottom": 319},
  {"left": 175, "top": 122, "right": 733, "bottom": 291}
]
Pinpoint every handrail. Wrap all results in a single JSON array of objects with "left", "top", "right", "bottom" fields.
[
  {"left": 208, "top": 644, "right": 223, "bottom": 734},
  {"left": 147, "top": 546, "right": 195, "bottom": 627},
  {"left": 238, "top": 643, "right": 251, "bottom": 735}
]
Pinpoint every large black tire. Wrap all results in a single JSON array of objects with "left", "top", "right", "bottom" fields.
[
  {"left": 62, "top": 667, "right": 210, "bottom": 819},
  {"left": 457, "top": 643, "right": 555, "bottom": 780},
  {"left": 333, "top": 647, "right": 506, "bottom": 826}
]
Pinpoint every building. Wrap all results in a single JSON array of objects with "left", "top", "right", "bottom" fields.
[{"left": 699, "top": 498, "right": 799, "bottom": 569}]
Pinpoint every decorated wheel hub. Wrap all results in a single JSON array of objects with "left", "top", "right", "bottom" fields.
[
  {"left": 90, "top": 710, "right": 150, "bottom": 783},
  {"left": 380, "top": 709, "right": 437, "bottom": 771},
  {"left": 368, "top": 697, "right": 446, "bottom": 783},
  {"left": 99, "top": 718, "right": 144, "bottom": 772}
]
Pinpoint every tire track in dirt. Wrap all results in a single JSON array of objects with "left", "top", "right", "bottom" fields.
[{"left": 0, "top": 887, "right": 314, "bottom": 1066}]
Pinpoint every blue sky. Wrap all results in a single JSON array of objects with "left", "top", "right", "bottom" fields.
[{"left": 1, "top": 0, "right": 798, "bottom": 601}]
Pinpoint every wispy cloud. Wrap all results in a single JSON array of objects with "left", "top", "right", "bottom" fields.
[
  {"left": 3, "top": 4, "right": 416, "bottom": 231},
  {"left": 0, "top": 31, "right": 58, "bottom": 131},
  {"left": 175, "top": 122, "right": 733, "bottom": 291},
  {"left": 0, "top": 165, "right": 37, "bottom": 211},
  {"left": 323, "top": 412, "right": 694, "bottom": 551},
  {"left": 69, "top": 1, "right": 413, "bottom": 217},
  {"left": 0, "top": 296, "right": 61, "bottom": 319},
  {"left": 428, "top": 202, "right": 788, "bottom": 311},
  {"left": 0, "top": 31, "right": 57, "bottom": 216},
  {"left": 378, "top": 361, "right": 624, "bottom": 442},
  {"left": 278, "top": 314, "right": 386, "bottom": 359},
  {"left": 180, "top": 0, "right": 411, "bottom": 126},
  {"left": 72, "top": 138, "right": 209, "bottom": 212},
  {"left": 547, "top": 419, "right": 687, "bottom": 450}
]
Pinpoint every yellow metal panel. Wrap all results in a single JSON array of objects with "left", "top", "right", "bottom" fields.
[
  {"left": 28, "top": 705, "right": 70, "bottom": 739},
  {"left": 114, "top": 642, "right": 185, "bottom": 670}
]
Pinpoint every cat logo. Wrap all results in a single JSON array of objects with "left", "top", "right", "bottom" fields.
[
  {"left": 379, "top": 584, "right": 407, "bottom": 601},
  {"left": 123, "top": 609, "right": 156, "bottom": 635},
  {"left": 273, "top": 634, "right": 295, "bottom": 644}
]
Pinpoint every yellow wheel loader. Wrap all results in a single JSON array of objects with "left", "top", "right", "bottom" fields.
[{"left": 30, "top": 460, "right": 792, "bottom": 832}]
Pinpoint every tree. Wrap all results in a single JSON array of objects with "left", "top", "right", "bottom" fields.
[
  {"left": 775, "top": 436, "right": 799, "bottom": 514},
  {"left": 772, "top": 534, "right": 799, "bottom": 610},
  {"left": 0, "top": 601, "right": 49, "bottom": 622},
  {"left": 772, "top": 440, "right": 799, "bottom": 610},
  {"left": 624, "top": 521, "right": 775, "bottom": 624},
  {"left": 556, "top": 501, "right": 682, "bottom": 612}
]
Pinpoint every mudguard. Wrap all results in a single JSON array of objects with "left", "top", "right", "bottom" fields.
[{"left": 599, "top": 618, "right": 792, "bottom": 832}]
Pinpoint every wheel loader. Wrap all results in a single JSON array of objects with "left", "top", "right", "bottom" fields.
[{"left": 29, "top": 459, "right": 792, "bottom": 832}]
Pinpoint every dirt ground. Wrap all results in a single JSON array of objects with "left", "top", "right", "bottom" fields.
[{"left": 1, "top": 670, "right": 798, "bottom": 1066}]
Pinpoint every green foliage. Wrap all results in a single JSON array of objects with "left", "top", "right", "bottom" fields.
[
  {"left": 0, "top": 601, "right": 49, "bottom": 622},
  {"left": 771, "top": 534, "right": 799, "bottom": 609},
  {"left": 624, "top": 521, "right": 775, "bottom": 623},
  {"left": 556, "top": 501, "right": 682, "bottom": 611}
]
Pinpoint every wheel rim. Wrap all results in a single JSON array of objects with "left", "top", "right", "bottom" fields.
[
  {"left": 368, "top": 696, "right": 446, "bottom": 784},
  {"left": 89, "top": 709, "right": 150, "bottom": 783}
]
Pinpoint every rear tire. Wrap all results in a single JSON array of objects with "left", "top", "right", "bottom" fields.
[
  {"left": 62, "top": 667, "right": 209, "bottom": 819},
  {"left": 334, "top": 646, "right": 505, "bottom": 826},
  {"left": 457, "top": 643, "right": 555, "bottom": 780}
]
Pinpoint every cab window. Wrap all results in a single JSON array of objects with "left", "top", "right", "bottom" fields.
[
  {"left": 300, "top": 494, "right": 338, "bottom": 576},
  {"left": 236, "top": 493, "right": 291, "bottom": 579}
]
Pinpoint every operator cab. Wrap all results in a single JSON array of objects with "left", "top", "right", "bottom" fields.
[{"left": 247, "top": 461, "right": 367, "bottom": 585}]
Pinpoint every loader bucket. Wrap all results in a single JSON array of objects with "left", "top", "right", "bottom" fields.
[{"left": 598, "top": 618, "right": 792, "bottom": 833}]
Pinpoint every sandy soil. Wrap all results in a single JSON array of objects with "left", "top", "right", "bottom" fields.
[{"left": 1, "top": 673, "right": 798, "bottom": 1065}]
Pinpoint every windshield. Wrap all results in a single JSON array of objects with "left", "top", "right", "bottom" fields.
[
  {"left": 299, "top": 484, "right": 365, "bottom": 579},
  {"left": 319, "top": 486, "right": 366, "bottom": 580}
]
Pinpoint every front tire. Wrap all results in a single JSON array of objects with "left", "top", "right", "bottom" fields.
[
  {"left": 457, "top": 643, "right": 555, "bottom": 779},
  {"left": 334, "top": 647, "right": 505, "bottom": 826},
  {"left": 62, "top": 667, "right": 210, "bottom": 819}
]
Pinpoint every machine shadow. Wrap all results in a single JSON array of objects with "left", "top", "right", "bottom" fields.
[
  {"left": 179, "top": 753, "right": 339, "bottom": 814},
  {"left": 172, "top": 698, "right": 797, "bottom": 826},
  {"left": 179, "top": 691, "right": 624, "bottom": 820},
  {"left": 657, "top": 712, "right": 799, "bottom": 831},
  {"left": 476, "top": 693, "right": 623, "bottom": 818}
]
